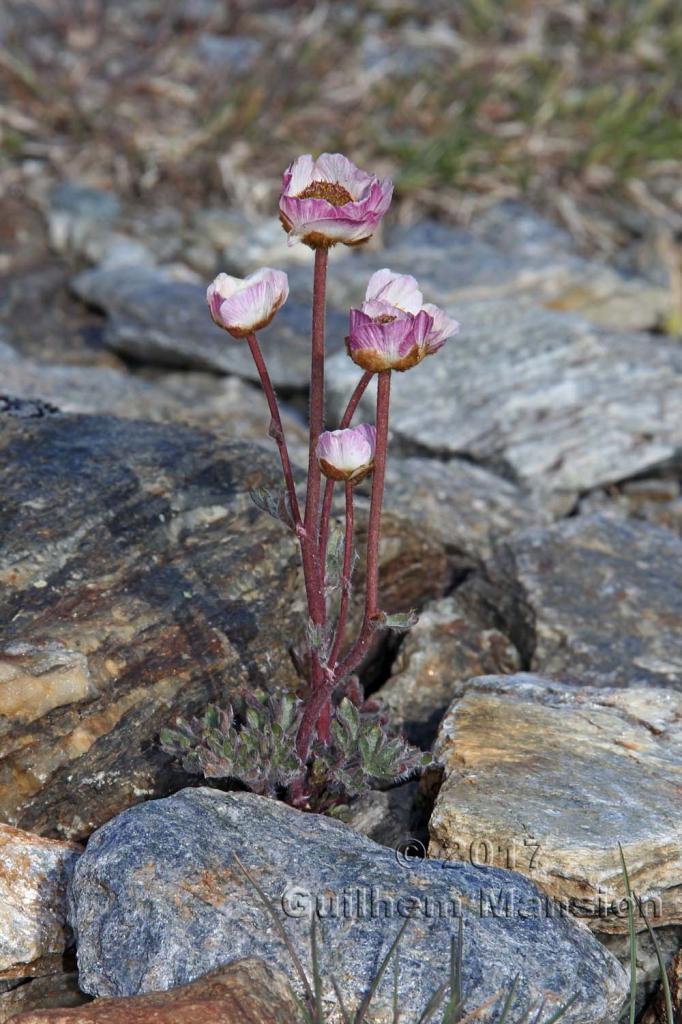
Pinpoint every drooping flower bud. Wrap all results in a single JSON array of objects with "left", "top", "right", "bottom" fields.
[
  {"left": 317, "top": 424, "right": 376, "bottom": 483},
  {"left": 279, "top": 153, "right": 393, "bottom": 249},
  {"left": 345, "top": 269, "right": 459, "bottom": 372},
  {"left": 206, "top": 269, "right": 289, "bottom": 339}
]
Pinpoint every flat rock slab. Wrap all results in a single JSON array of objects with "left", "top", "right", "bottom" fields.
[
  {"left": 461, "top": 514, "right": 682, "bottom": 688},
  {"left": 324, "top": 204, "right": 672, "bottom": 332},
  {"left": 0, "top": 413, "right": 304, "bottom": 840},
  {"left": 9, "top": 960, "right": 296, "bottom": 1024},
  {"left": 0, "top": 972, "right": 89, "bottom": 1024},
  {"left": 68, "top": 788, "right": 626, "bottom": 1023},
  {"left": 71, "top": 266, "right": 346, "bottom": 390},
  {"left": 0, "top": 825, "right": 81, "bottom": 978},
  {"left": 377, "top": 456, "right": 547, "bottom": 567},
  {"left": 429, "top": 674, "right": 682, "bottom": 935},
  {"left": 0, "top": 350, "right": 309, "bottom": 461},
  {"left": 326, "top": 298, "right": 682, "bottom": 513},
  {"left": 378, "top": 596, "right": 520, "bottom": 746}
]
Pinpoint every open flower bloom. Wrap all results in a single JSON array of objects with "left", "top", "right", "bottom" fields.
[
  {"left": 317, "top": 424, "right": 376, "bottom": 483},
  {"left": 346, "top": 269, "right": 460, "bottom": 372},
  {"left": 279, "top": 153, "right": 393, "bottom": 249},
  {"left": 207, "top": 269, "right": 289, "bottom": 339}
]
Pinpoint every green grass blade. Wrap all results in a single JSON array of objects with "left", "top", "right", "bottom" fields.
[
  {"left": 618, "top": 842, "right": 638, "bottom": 1024},
  {"left": 634, "top": 894, "right": 674, "bottom": 1024},
  {"left": 331, "top": 976, "right": 352, "bottom": 1024},
  {"left": 416, "top": 982, "right": 449, "bottom": 1024},
  {"left": 233, "top": 853, "right": 315, "bottom": 1007},
  {"left": 497, "top": 975, "right": 519, "bottom": 1024},
  {"left": 353, "top": 916, "right": 412, "bottom": 1024},
  {"left": 393, "top": 946, "right": 400, "bottom": 1024}
]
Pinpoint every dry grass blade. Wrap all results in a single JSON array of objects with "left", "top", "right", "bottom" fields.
[
  {"left": 543, "top": 994, "right": 579, "bottom": 1024},
  {"left": 497, "top": 975, "right": 519, "bottom": 1024},
  {"left": 232, "top": 852, "right": 315, "bottom": 1008},
  {"left": 416, "top": 982, "right": 450, "bottom": 1024},
  {"left": 331, "top": 975, "right": 352, "bottom": 1024},
  {"left": 311, "top": 913, "right": 324, "bottom": 1024}
]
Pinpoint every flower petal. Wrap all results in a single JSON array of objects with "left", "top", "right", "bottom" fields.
[
  {"left": 422, "top": 303, "right": 460, "bottom": 353},
  {"left": 365, "top": 269, "right": 423, "bottom": 314}
]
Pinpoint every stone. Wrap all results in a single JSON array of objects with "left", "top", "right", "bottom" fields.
[
  {"left": 0, "top": 413, "right": 304, "bottom": 840},
  {"left": 460, "top": 514, "right": 682, "bottom": 688},
  {"left": 68, "top": 788, "right": 626, "bottom": 1023},
  {"left": 0, "top": 825, "right": 81, "bottom": 978},
  {"left": 195, "top": 35, "right": 263, "bottom": 73},
  {"left": 8, "top": 960, "right": 296, "bottom": 1024},
  {"left": 325, "top": 204, "right": 673, "bottom": 332},
  {"left": 377, "top": 456, "right": 547, "bottom": 568},
  {"left": 429, "top": 674, "right": 682, "bottom": 935},
  {"left": 0, "top": 351, "right": 309, "bottom": 457},
  {"left": 48, "top": 185, "right": 121, "bottom": 257},
  {"left": 377, "top": 596, "right": 520, "bottom": 746},
  {"left": 640, "top": 947, "right": 682, "bottom": 1024},
  {"left": 0, "top": 412, "right": 448, "bottom": 841},
  {"left": 603, "top": 929, "right": 682, "bottom": 1021},
  {"left": 580, "top": 476, "right": 682, "bottom": 538},
  {"left": 326, "top": 299, "right": 682, "bottom": 514},
  {"left": 343, "top": 781, "right": 421, "bottom": 850},
  {"left": 0, "top": 972, "right": 90, "bottom": 1023},
  {"left": 71, "top": 266, "right": 347, "bottom": 390}
]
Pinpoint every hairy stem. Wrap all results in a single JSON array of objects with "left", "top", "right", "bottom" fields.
[
  {"left": 296, "top": 371, "right": 391, "bottom": 760},
  {"left": 329, "top": 481, "right": 354, "bottom": 669},
  {"left": 247, "top": 333, "right": 301, "bottom": 529},
  {"left": 335, "top": 369, "right": 392, "bottom": 681},
  {"left": 318, "top": 370, "right": 373, "bottom": 569}
]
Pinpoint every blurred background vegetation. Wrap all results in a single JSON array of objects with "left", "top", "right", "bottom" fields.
[{"left": 1, "top": 0, "right": 681, "bottom": 267}]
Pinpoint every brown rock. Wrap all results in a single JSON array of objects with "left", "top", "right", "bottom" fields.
[
  {"left": 0, "top": 972, "right": 89, "bottom": 1024},
  {"left": 640, "top": 948, "right": 682, "bottom": 1024},
  {"left": 378, "top": 596, "right": 520, "bottom": 745},
  {"left": 0, "top": 825, "right": 81, "bottom": 978},
  {"left": 429, "top": 674, "right": 682, "bottom": 935},
  {"left": 8, "top": 959, "right": 297, "bottom": 1024}
]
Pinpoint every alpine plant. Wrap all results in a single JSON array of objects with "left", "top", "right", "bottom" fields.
[{"left": 161, "top": 153, "right": 460, "bottom": 810}]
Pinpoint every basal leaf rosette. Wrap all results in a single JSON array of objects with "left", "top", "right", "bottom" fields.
[
  {"left": 279, "top": 153, "right": 393, "bottom": 249},
  {"left": 346, "top": 269, "right": 460, "bottom": 372},
  {"left": 317, "top": 424, "right": 376, "bottom": 484},
  {"left": 207, "top": 268, "right": 289, "bottom": 338}
]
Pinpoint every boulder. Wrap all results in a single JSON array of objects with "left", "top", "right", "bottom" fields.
[
  {"left": 0, "top": 825, "right": 81, "bottom": 980},
  {"left": 67, "top": 788, "right": 626, "bottom": 1023},
  {"left": 8, "top": 960, "right": 296, "bottom": 1024},
  {"left": 429, "top": 674, "right": 682, "bottom": 935},
  {"left": 459, "top": 515, "right": 682, "bottom": 688}
]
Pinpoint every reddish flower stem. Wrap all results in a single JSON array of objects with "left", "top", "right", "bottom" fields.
[
  {"left": 296, "top": 370, "right": 391, "bottom": 762},
  {"left": 328, "top": 481, "right": 354, "bottom": 669},
  {"left": 247, "top": 333, "right": 301, "bottom": 529},
  {"left": 317, "top": 370, "right": 373, "bottom": 570},
  {"left": 334, "top": 369, "right": 392, "bottom": 681}
]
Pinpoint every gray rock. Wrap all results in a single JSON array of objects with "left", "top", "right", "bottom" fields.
[
  {"left": 68, "top": 788, "right": 626, "bottom": 1023},
  {"left": 378, "top": 596, "right": 520, "bottom": 746},
  {"left": 429, "top": 674, "right": 682, "bottom": 934},
  {"left": 377, "top": 456, "right": 548, "bottom": 567},
  {"left": 325, "top": 206, "right": 672, "bottom": 331},
  {"left": 326, "top": 299, "right": 682, "bottom": 513},
  {"left": 460, "top": 514, "right": 682, "bottom": 688},
  {"left": 49, "top": 185, "right": 121, "bottom": 257},
  {"left": 195, "top": 34, "right": 263, "bottom": 73},
  {"left": 343, "top": 781, "right": 421, "bottom": 850},
  {"left": 72, "top": 265, "right": 347, "bottom": 389},
  {"left": 580, "top": 477, "right": 682, "bottom": 538}
]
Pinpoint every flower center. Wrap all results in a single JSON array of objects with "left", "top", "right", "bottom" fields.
[
  {"left": 374, "top": 314, "right": 397, "bottom": 323},
  {"left": 297, "top": 180, "right": 354, "bottom": 206}
]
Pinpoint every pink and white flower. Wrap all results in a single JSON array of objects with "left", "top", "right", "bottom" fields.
[
  {"left": 207, "top": 269, "right": 289, "bottom": 339},
  {"left": 346, "top": 269, "right": 460, "bottom": 372},
  {"left": 279, "top": 153, "right": 393, "bottom": 249},
  {"left": 317, "top": 424, "right": 377, "bottom": 483}
]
